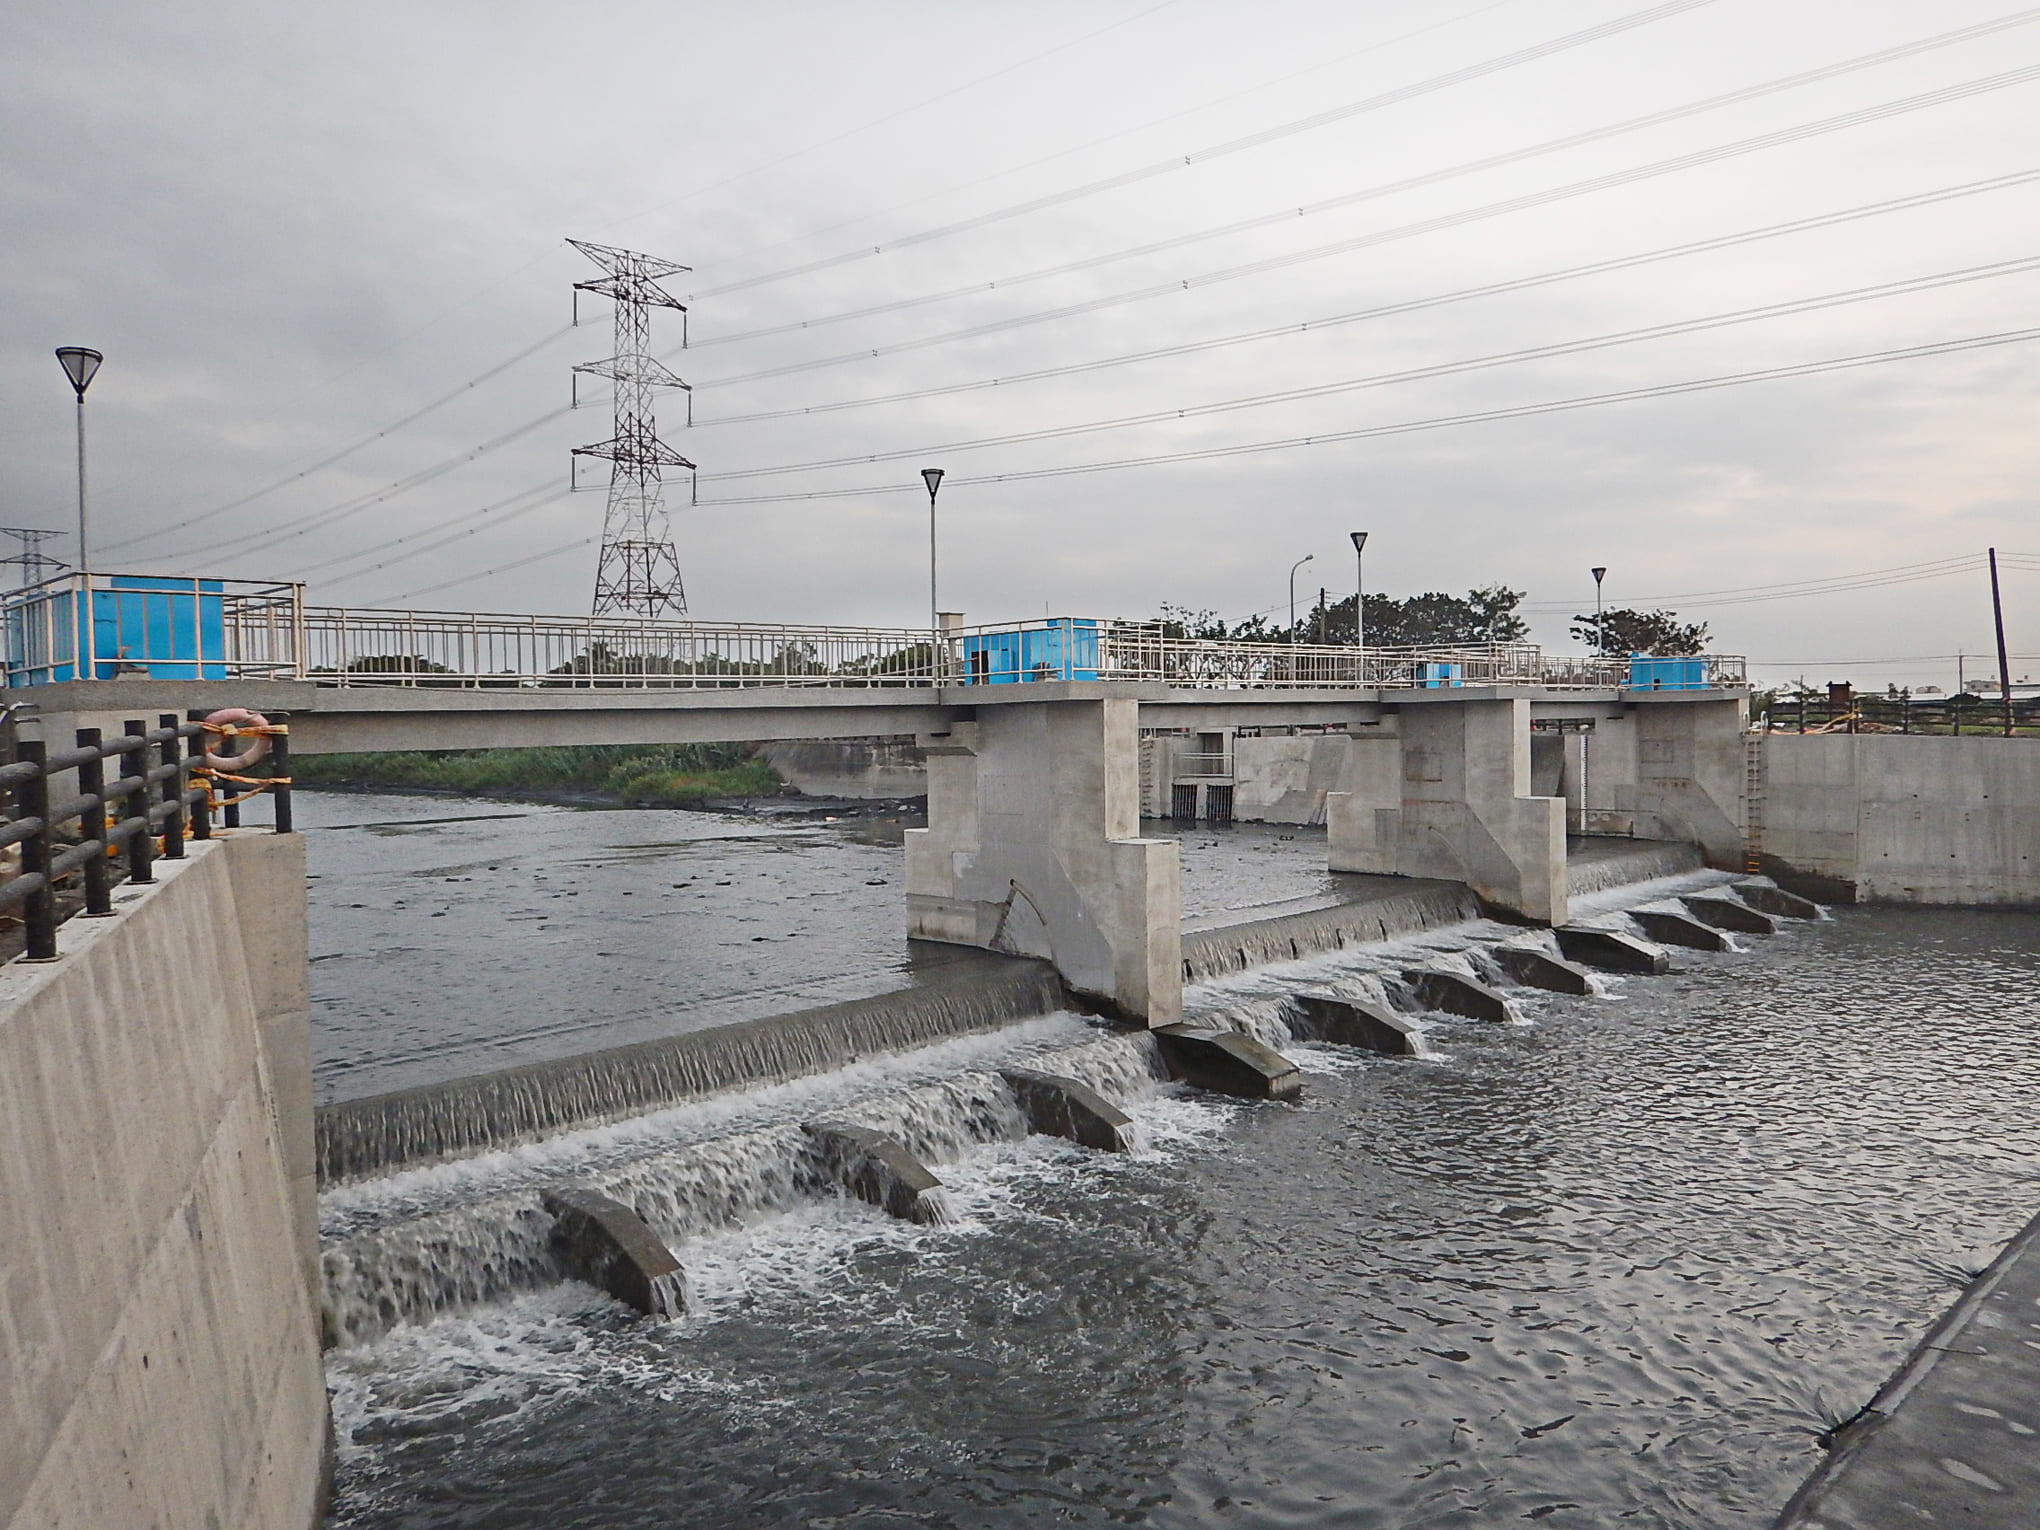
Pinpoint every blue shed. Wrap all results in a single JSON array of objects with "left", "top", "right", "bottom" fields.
[
  {"left": 960, "top": 618, "right": 1100, "bottom": 684},
  {"left": 1626, "top": 656, "right": 1709, "bottom": 691}
]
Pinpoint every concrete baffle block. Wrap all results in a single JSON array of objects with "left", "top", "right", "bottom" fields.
[
  {"left": 1730, "top": 880, "right": 1820, "bottom": 920},
  {"left": 803, "top": 1121, "right": 954, "bottom": 1224},
  {"left": 1403, "top": 967, "right": 1519, "bottom": 1023},
  {"left": 1628, "top": 908, "right": 1732, "bottom": 952},
  {"left": 1681, "top": 894, "right": 1777, "bottom": 936},
  {"left": 1154, "top": 1026, "right": 1303, "bottom": 1100},
  {"left": 1287, "top": 993, "right": 1425, "bottom": 1055},
  {"left": 999, "top": 1067, "right": 1136, "bottom": 1152},
  {"left": 1554, "top": 926, "right": 1671, "bottom": 975},
  {"left": 1492, "top": 944, "right": 1597, "bottom": 995},
  {"left": 540, "top": 1188, "right": 687, "bottom": 1319},
  {"left": 905, "top": 699, "right": 1183, "bottom": 1024}
]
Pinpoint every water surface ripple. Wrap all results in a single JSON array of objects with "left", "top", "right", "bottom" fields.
[{"left": 329, "top": 906, "right": 2040, "bottom": 1528}]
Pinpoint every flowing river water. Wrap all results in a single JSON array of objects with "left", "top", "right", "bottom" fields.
[{"left": 302, "top": 792, "right": 2040, "bottom": 1529}]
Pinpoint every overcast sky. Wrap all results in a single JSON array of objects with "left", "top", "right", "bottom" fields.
[{"left": 4, "top": 0, "right": 2036, "bottom": 687}]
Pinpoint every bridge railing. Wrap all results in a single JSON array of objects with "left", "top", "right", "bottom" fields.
[{"left": 3, "top": 573, "right": 303, "bottom": 687}]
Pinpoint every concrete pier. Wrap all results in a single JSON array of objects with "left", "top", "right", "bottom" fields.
[
  {"left": 906, "top": 699, "right": 1182, "bottom": 1024},
  {"left": 1328, "top": 696, "right": 1566, "bottom": 924}
]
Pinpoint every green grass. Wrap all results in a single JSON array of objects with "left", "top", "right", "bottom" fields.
[{"left": 290, "top": 744, "right": 782, "bottom": 806}]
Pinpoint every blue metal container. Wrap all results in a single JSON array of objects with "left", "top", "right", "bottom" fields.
[
  {"left": 960, "top": 618, "right": 1100, "bottom": 684},
  {"left": 1415, "top": 661, "right": 1463, "bottom": 688},
  {"left": 6, "top": 576, "right": 226, "bottom": 684},
  {"left": 1626, "top": 656, "right": 1708, "bottom": 691}
]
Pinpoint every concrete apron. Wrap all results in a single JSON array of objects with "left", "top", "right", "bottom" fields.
[{"left": 1774, "top": 1206, "right": 2040, "bottom": 1526}]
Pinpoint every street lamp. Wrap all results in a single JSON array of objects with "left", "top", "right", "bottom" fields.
[
  {"left": 1590, "top": 566, "right": 1608, "bottom": 656},
  {"left": 1349, "top": 531, "right": 1368, "bottom": 650},
  {"left": 55, "top": 347, "right": 103, "bottom": 681},
  {"left": 1288, "top": 553, "right": 1313, "bottom": 644},
  {"left": 921, "top": 467, "right": 945, "bottom": 680}
]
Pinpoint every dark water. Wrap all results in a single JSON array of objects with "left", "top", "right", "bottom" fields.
[
  {"left": 326, "top": 904, "right": 2040, "bottom": 1529},
  {"left": 298, "top": 792, "right": 1346, "bottom": 1102}
]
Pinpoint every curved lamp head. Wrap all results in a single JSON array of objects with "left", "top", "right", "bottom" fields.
[
  {"left": 920, "top": 466, "right": 945, "bottom": 499},
  {"left": 1591, "top": 566, "right": 1608, "bottom": 587},
  {"left": 55, "top": 347, "right": 103, "bottom": 397},
  {"left": 1349, "top": 531, "right": 1368, "bottom": 553}
]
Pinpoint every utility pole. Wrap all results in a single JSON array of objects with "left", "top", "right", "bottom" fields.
[
  {"left": 570, "top": 240, "right": 694, "bottom": 618},
  {"left": 1317, "top": 586, "right": 1328, "bottom": 645},
  {"left": 1990, "top": 547, "right": 2014, "bottom": 736}
]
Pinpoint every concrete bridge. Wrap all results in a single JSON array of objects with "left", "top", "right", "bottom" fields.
[{"left": 14, "top": 661, "right": 1749, "bottom": 1027}]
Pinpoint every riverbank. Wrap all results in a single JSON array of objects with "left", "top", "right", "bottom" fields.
[{"left": 292, "top": 744, "right": 784, "bottom": 810}]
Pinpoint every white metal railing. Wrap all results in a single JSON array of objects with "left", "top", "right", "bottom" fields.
[
  {"left": 0, "top": 577, "right": 1749, "bottom": 694},
  {"left": 1172, "top": 751, "right": 1233, "bottom": 778},
  {"left": 2, "top": 572, "right": 303, "bottom": 687}
]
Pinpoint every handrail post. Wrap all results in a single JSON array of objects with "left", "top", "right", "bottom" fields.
[
  {"left": 185, "top": 710, "right": 211, "bottom": 841},
  {"left": 18, "top": 740, "right": 57, "bottom": 960},
  {"left": 157, "top": 713, "right": 185, "bottom": 859},
  {"left": 122, "top": 719, "right": 153, "bottom": 884},
  {"left": 76, "top": 728, "right": 113, "bottom": 916},
  {"left": 269, "top": 718, "right": 292, "bottom": 834}
]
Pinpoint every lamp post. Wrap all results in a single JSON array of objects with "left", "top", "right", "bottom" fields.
[
  {"left": 1590, "top": 566, "right": 1608, "bottom": 656},
  {"left": 55, "top": 347, "right": 103, "bottom": 681},
  {"left": 1349, "top": 530, "right": 1368, "bottom": 651},
  {"left": 1288, "top": 554, "right": 1314, "bottom": 644},
  {"left": 921, "top": 467, "right": 945, "bottom": 681}
]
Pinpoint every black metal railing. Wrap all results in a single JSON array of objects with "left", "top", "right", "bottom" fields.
[
  {"left": 1758, "top": 693, "right": 2039, "bottom": 736},
  {"left": 0, "top": 710, "right": 292, "bottom": 962}
]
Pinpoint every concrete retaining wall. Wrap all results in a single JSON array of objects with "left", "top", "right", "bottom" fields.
[
  {"left": 1230, "top": 732, "right": 1398, "bottom": 824},
  {"left": 0, "top": 832, "right": 325, "bottom": 1530},
  {"left": 1760, "top": 734, "right": 2040, "bottom": 905}
]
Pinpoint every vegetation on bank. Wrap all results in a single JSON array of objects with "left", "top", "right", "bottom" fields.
[{"left": 291, "top": 744, "right": 784, "bottom": 805}]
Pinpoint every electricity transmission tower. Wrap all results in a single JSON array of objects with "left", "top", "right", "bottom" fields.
[
  {"left": 569, "top": 239, "right": 695, "bottom": 618},
  {"left": 0, "top": 527, "right": 66, "bottom": 588}
]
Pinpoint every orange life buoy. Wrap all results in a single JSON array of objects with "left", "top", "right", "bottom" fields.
[{"left": 203, "top": 707, "right": 270, "bottom": 773}]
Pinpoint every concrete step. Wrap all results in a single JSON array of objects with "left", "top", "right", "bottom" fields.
[
  {"left": 1731, "top": 880, "right": 1820, "bottom": 920},
  {"left": 1628, "top": 908, "right": 1733, "bottom": 952},
  {"left": 1155, "top": 1026, "right": 1303, "bottom": 1100},
  {"left": 1554, "top": 927, "right": 1671, "bottom": 975},
  {"left": 1682, "top": 894, "right": 1778, "bottom": 936},
  {"left": 541, "top": 1187, "right": 688, "bottom": 1318},
  {"left": 803, "top": 1121, "right": 954, "bottom": 1224},
  {"left": 1000, "top": 1067, "right": 1136, "bottom": 1152},
  {"left": 1287, "top": 993, "right": 1425, "bottom": 1056},
  {"left": 1492, "top": 944, "right": 1597, "bottom": 996},
  {"left": 1403, "top": 967, "right": 1517, "bottom": 1024}
]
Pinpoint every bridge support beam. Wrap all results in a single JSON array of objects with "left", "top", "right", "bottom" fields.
[
  {"left": 1328, "top": 697, "right": 1566, "bottom": 924},
  {"left": 906, "top": 698, "right": 1182, "bottom": 1025}
]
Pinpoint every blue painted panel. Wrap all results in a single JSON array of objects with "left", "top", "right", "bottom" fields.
[
  {"left": 961, "top": 618, "right": 1100, "bottom": 684},
  {"left": 1627, "top": 656, "right": 1708, "bottom": 691},
  {"left": 1416, "top": 661, "right": 1463, "bottom": 688}
]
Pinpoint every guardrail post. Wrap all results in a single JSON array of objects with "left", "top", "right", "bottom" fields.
[
  {"left": 185, "top": 711, "right": 211, "bottom": 841},
  {"left": 122, "top": 719, "right": 153, "bottom": 884},
  {"left": 76, "top": 728, "right": 113, "bottom": 916},
  {"left": 158, "top": 713, "right": 185, "bottom": 860},
  {"left": 18, "top": 741, "right": 57, "bottom": 960},
  {"left": 269, "top": 718, "right": 293, "bottom": 834}
]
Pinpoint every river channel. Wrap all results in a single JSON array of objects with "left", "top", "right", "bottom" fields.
[{"left": 306, "top": 791, "right": 2040, "bottom": 1529}]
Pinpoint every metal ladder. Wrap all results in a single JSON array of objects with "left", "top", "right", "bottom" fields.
[{"left": 1743, "top": 731, "right": 1766, "bottom": 873}]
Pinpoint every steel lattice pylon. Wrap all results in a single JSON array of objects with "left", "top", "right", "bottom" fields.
[{"left": 569, "top": 238, "right": 695, "bottom": 618}]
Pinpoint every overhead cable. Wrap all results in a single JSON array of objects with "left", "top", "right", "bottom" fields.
[
  {"left": 691, "top": 9, "right": 2040, "bottom": 345},
  {"left": 697, "top": 256, "right": 2040, "bottom": 483},
  {"left": 693, "top": 64, "right": 2040, "bottom": 390},
  {"left": 688, "top": 0, "right": 1728, "bottom": 299},
  {"left": 691, "top": 325, "right": 2040, "bottom": 505}
]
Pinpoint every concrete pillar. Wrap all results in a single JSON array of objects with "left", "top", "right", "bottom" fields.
[
  {"left": 1332, "top": 698, "right": 1566, "bottom": 923},
  {"left": 1631, "top": 695, "right": 1747, "bottom": 868},
  {"left": 906, "top": 699, "right": 1182, "bottom": 1024}
]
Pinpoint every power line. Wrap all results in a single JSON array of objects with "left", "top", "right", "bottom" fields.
[
  {"left": 695, "top": 170, "right": 2040, "bottom": 429},
  {"left": 362, "top": 534, "right": 597, "bottom": 608},
  {"left": 106, "top": 324, "right": 575, "bottom": 554},
  {"left": 692, "top": 63, "right": 2040, "bottom": 391},
  {"left": 1519, "top": 555, "right": 1984, "bottom": 611},
  {"left": 281, "top": 482, "right": 568, "bottom": 584},
  {"left": 691, "top": 325, "right": 2040, "bottom": 506},
  {"left": 690, "top": 9, "right": 2040, "bottom": 348},
  {"left": 688, "top": 0, "right": 1727, "bottom": 300},
  {"left": 696, "top": 255, "right": 2040, "bottom": 484}
]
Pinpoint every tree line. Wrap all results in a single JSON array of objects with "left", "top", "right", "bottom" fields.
[{"left": 1155, "top": 589, "right": 1710, "bottom": 654}]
